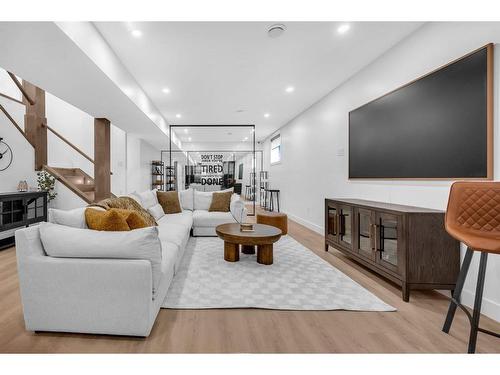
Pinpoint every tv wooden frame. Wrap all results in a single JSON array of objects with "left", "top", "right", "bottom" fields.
[{"left": 348, "top": 43, "right": 494, "bottom": 181}]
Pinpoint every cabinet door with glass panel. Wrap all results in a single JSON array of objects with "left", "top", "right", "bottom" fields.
[
  {"left": 374, "top": 212, "right": 404, "bottom": 274},
  {"left": 325, "top": 201, "right": 339, "bottom": 245},
  {"left": 354, "top": 207, "right": 376, "bottom": 261},
  {"left": 337, "top": 205, "right": 353, "bottom": 250}
]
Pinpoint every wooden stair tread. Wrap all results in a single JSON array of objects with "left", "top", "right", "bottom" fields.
[{"left": 43, "top": 165, "right": 108, "bottom": 204}]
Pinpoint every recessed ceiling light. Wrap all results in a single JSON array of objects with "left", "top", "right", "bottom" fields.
[
  {"left": 188, "top": 137, "right": 192, "bottom": 141},
  {"left": 337, "top": 24, "right": 350, "bottom": 34},
  {"left": 162, "top": 87, "right": 170, "bottom": 94},
  {"left": 264, "top": 113, "right": 270, "bottom": 118},
  {"left": 175, "top": 114, "right": 182, "bottom": 118},
  {"left": 243, "top": 137, "right": 248, "bottom": 141},
  {"left": 183, "top": 128, "right": 188, "bottom": 133},
  {"left": 285, "top": 86, "right": 295, "bottom": 93},
  {"left": 131, "top": 29, "right": 142, "bottom": 38},
  {"left": 268, "top": 24, "right": 286, "bottom": 38}
]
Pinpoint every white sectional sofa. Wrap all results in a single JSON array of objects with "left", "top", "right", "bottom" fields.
[{"left": 15, "top": 188, "right": 246, "bottom": 337}]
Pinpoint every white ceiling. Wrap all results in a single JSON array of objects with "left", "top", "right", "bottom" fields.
[
  {"left": 172, "top": 126, "right": 254, "bottom": 144},
  {"left": 94, "top": 22, "right": 423, "bottom": 141},
  {"left": 0, "top": 22, "right": 173, "bottom": 150}
]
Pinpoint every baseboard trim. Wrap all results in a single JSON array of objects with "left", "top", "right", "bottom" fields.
[
  {"left": 286, "top": 212, "right": 323, "bottom": 235},
  {"left": 461, "top": 289, "right": 500, "bottom": 323}
]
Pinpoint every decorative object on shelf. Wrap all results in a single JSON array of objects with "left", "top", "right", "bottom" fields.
[
  {"left": 36, "top": 171, "right": 57, "bottom": 202},
  {"left": 17, "top": 180, "right": 28, "bottom": 192},
  {"left": 0, "top": 137, "right": 13, "bottom": 171},
  {"left": 151, "top": 160, "right": 165, "bottom": 191},
  {"left": 324, "top": 198, "right": 460, "bottom": 302}
]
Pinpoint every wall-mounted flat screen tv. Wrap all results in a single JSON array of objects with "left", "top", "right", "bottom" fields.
[{"left": 349, "top": 44, "right": 493, "bottom": 179}]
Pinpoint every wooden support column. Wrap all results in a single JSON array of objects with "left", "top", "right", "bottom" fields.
[
  {"left": 94, "top": 118, "right": 111, "bottom": 201},
  {"left": 22, "top": 81, "right": 47, "bottom": 170}
]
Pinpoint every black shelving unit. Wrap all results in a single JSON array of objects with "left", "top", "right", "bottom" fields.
[
  {"left": 259, "top": 171, "right": 269, "bottom": 208},
  {"left": 165, "top": 161, "right": 177, "bottom": 191},
  {"left": 152, "top": 160, "right": 165, "bottom": 191}
]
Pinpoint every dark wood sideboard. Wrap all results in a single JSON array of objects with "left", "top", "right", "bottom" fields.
[
  {"left": 0, "top": 191, "right": 48, "bottom": 250},
  {"left": 325, "top": 198, "right": 460, "bottom": 302}
]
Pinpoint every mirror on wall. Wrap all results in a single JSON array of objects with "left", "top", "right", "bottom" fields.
[{"left": 163, "top": 125, "right": 260, "bottom": 215}]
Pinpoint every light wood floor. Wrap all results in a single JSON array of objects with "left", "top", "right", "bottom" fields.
[{"left": 0, "top": 214, "right": 499, "bottom": 353}]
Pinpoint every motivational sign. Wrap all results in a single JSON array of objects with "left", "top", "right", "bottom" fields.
[{"left": 200, "top": 153, "right": 224, "bottom": 186}]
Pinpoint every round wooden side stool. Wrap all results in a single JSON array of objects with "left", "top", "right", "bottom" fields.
[{"left": 256, "top": 211, "right": 288, "bottom": 235}]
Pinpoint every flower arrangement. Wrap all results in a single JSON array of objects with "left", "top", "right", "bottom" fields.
[{"left": 36, "top": 171, "right": 57, "bottom": 202}]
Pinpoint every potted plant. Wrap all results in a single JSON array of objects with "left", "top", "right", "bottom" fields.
[{"left": 36, "top": 171, "right": 57, "bottom": 203}]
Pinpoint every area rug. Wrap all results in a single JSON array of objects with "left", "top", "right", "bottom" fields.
[{"left": 162, "top": 236, "right": 395, "bottom": 311}]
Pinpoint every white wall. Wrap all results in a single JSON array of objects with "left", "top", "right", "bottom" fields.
[
  {"left": 0, "top": 74, "right": 36, "bottom": 193},
  {"left": 126, "top": 135, "right": 161, "bottom": 193},
  {"left": 263, "top": 22, "right": 500, "bottom": 322}
]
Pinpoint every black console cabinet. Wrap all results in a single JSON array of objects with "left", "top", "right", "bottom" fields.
[
  {"left": 325, "top": 198, "right": 460, "bottom": 302},
  {"left": 0, "top": 191, "right": 48, "bottom": 250}
]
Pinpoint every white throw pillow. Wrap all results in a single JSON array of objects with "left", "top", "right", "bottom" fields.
[
  {"left": 178, "top": 188, "right": 194, "bottom": 211},
  {"left": 39, "top": 222, "right": 163, "bottom": 293},
  {"left": 48, "top": 207, "right": 88, "bottom": 229},
  {"left": 194, "top": 190, "right": 214, "bottom": 211},
  {"left": 148, "top": 203, "right": 165, "bottom": 220},
  {"left": 137, "top": 189, "right": 158, "bottom": 209}
]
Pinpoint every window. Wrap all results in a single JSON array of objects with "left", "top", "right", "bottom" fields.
[{"left": 270, "top": 134, "right": 281, "bottom": 164}]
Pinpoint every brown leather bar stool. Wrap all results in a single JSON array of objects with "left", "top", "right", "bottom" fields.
[{"left": 443, "top": 181, "right": 500, "bottom": 353}]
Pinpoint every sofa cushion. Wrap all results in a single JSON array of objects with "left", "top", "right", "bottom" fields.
[
  {"left": 39, "top": 222, "right": 162, "bottom": 293},
  {"left": 157, "top": 210, "right": 193, "bottom": 229},
  {"left": 48, "top": 207, "right": 88, "bottom": 229},
  {"left": 85, "top": 208, "right": 131, "bottom": 231},
  {"left": 193, "top": 210, "right": 236, "bottom": 228},
  {"left": 137, "top": 189, "right": 158, "bottom": 210},
  {"left": 209, "top": 191, "right": 232, "bottom": 212},
  {"left": 178, "top": 188, "right": 194, "bottom": 211},
  {"left": 158, "top": 222, "right": 189, "bottom": 247},
  {"left": 157, "top": 191, "right": 182, "bottom": 214},
  {"left": 194, "top": 190, "right": 213, "bottom": 210},
  {"left": 148, "top": 203, "right": 165, "bottom": 221}
]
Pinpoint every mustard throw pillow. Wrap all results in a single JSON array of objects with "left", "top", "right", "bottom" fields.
[
  {"left": 85, "top": 208, "right": 130, "bottom": 231},
  {"left": 113, "top": 208, "right": 148, "bottom": 230},
  {"left": 209, "top": 191, "right": 232, "bottom": 212},
  {"left": 157, "top": 191, "right": 182, "bottom": 214}
]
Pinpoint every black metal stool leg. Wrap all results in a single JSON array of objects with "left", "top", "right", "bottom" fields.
[
  {"left": 468, "top": 252, "right": 488, "bottom": 354},
  {"left": 277, "top": 191, "right": 280, "bottom": 212},
  {"left": 443, "top": 247, "right": 474, "bottom": 333}
]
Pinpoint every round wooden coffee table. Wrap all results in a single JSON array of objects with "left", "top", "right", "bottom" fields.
[{"left": 215, "top": 223, "right": 282, "bottom": 265}]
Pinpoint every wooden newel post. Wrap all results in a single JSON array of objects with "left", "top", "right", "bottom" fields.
[
  {"left": 22, "top": 81, "right": 47, "bottom": 171},
  {"left": 94, "top": 118, "right": 111, "bottom": 202}
]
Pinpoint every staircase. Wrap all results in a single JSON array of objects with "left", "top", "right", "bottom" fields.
[
  {"left": 44, "top": 166, "right": 97, "bottom": 204},
  {"left": 1, "top": 71, "right": 113, "bottom": 204}
]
